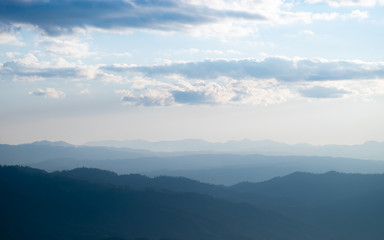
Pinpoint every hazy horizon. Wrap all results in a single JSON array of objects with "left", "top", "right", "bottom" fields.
[{"left": 2, "top": 137, "right": 384, "bottom": 147}]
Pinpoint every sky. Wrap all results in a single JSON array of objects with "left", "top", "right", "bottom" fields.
[{"left": 1, "top": 0, "right": 384, "bottom": 145}]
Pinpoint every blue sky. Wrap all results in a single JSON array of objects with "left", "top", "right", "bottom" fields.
[{"left": 1, "top": 0, "right": 384, "bottom": 145}]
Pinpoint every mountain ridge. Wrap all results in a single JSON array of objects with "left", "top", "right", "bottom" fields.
[
  {"left": 0, "top": 165, "right": 335, "bottom": 240},
  {"left": 2, "top": 141, "right": 384, "bottom": 185},
  {"left": 85, "top": 139, "right": 384, "bottom": 160}
]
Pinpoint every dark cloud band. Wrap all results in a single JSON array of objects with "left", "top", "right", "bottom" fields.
[
  {"left": 104, "top": 57, "right": 384, "bottom": 82},
  {"left": 299, "top": 86, "right": 350, "bottom": 98},
  {"left": 0, "top": 0, "right": 265, "bottom": 35}
]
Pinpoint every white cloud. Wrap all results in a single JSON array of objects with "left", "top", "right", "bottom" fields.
[
  {"left": 230, "top": 79, "right": 295, "bottom": 105},
  {"left": 0, "top": 32, "right": 23, "bottom": 45},
  {"left": 2, "top": 54, "right": 100, "bottom": 82},
  {"left": 100, "top": 57, "right": 384, "bottom": 105},
  {"left": 305, "top": 0, "right": 377, "bottom": 7},
  {"left": 29, "top": 88, "right": 65, "bottom": 99},
  {"left": 113, "top": 52, "right": 132, "bottom": 58},
  {"left": 5, "top": 52, "right": 21, "bottom": 58},
  {"left": 189, "top": 19, "right": 260, "bottom": 38},
  {"left": 118, "top": 89, "right": 174, "bottom": 106},
  {"left": 301, "top": 30, "right": 315, "bottom": 35},
  {"left": 295, "top": 79, "right": 384, "bottom": 101},
  {"left": 96, "top": 72, "right": 123, "bottom": 83},
  {"left": 5, "top": 54, "right": 384, "bottom": 106},
  {"left": 312, "top": 12, "right": 340, "bottom": 21},
  {"left": 115, "top": 76, "right": 295, "bottom": 106},
  {"left": 79, "top": 88, "right": 91, "bottom": 95},
  {"left": 115, "top": 89, "right": 133, "bottom": 96},
  {"left": 349, "top": 10, "right": 369, "bottom": 20},
  {"left": 103, "top": 57, "right": 384, "bottom": 82},
  {"left": 40, "top": 39, "right": 90, "bottom": 58}
]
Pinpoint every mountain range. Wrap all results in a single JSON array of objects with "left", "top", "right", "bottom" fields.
[
  {"left": 86, "top": 139, "right": 384, "bottom": 161},
  {"left": 0, "top": 166, "right": 335, "bottom": 240},
  {"left": 2, "top": 166, "right": 384, "bottom": 240},
  {"left": 2, "top": 140, "right": 384, "bottom": 185}
]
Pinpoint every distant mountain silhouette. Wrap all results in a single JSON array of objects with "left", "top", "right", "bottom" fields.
[
  {"left": 144, "top": 154, "right": 384, "bottom": 184},
  {"left": 2, "top": 141, "right": 384, "bottom": 185},
  {"left": 86, "top": 139, "right": 384, "bottom": 160},
  {"left": 28, "top": 140, "right": 74, "bottom": 147},
  {"left": 0, "top": 166, "right": 334, "bottom": 240},
  {"left": 0, "top": 142, "right": 155, "bottom": 165}
]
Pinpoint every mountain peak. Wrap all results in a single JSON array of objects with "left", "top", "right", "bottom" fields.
[{"left": 30, "top": 140, "right": 73, "bottom": 147}]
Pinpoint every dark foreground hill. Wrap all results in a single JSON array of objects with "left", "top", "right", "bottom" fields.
[
  {"left": 54, "top": 168, "right": 384, "bottom": 240},
  {"left": 0, "top": 166, "right": 333, "bottom": 240},
  {"left": 230, "top": 171, "right": 384, "bottom": 240}
]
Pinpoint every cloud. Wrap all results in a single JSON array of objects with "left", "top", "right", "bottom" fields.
[
  {"left": 0, "top": 22, "right": 24, "bottom": 45},
  {"left": 312, "top": 12, "right": 340, "bottom": 21},
  {"left": 115, "top": 77, "right": 294, "bottom": 106},
  {"left": 113, "top": 52, "right": 132, "bottom": 58},
  {"left": 299, "top": 86, "right": 350, "bottom": 98},
  {"left": 301, "top": 30, "right": 315, "bottom": 35},
  {"left": 0, "top": 32, "right": 23, "bottom": 45},
  {"left": 29, "top": 88, "right": 65, "bottom": 99},
  {"left": 290, "top": 10, "right": 369, "bottom": 24},
  {"left": 0, "top": 0, "right": 266, "bottom": 36},
  {"left": 0, "top": 32, "right": 17, "bottom": 44},
  {"left": 1, "top": 54, "right": 102, "bottom": 81},
  {"left": 4, "top": 54, "right": 384, "bottom": 106},
  {"left": 5, "top": 52, "right": 21, "bottom": 58},
  {"left": 117, "top": 89, "right": 174, "bottom": 106},
  {"left": 305, "top": 0, "right": 379, "bottom": 7},
  {"left": 349, "top": 10, "right": 369, "bottom": 20},
  {"left": 103, "top": 57, "right": 384, "bottom": 82},
  {"left": 0, "top": 0, "right": 373, "bottom": 38},
  {"left": 79, "top": 88, "right": 91, "bottom": 95},
  {"left": 172, "top": 90, "right": 210, "bottom": 104},
  {"left": 40, "top": 39, "right": 90, "bottom": 58}
]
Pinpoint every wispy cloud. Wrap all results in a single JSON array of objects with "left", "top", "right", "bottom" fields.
[
  {"left": 299, "top": 86, "right": 350, "bottom": 98},
  {"left": 116, "top": 89, "right": 174, "bottom": 106},
  {"left": 103, "top": 57, "right": 384, "bottom": 82},
  {"left": 29, "top": 88, "right": 65, "bottom": 99},
  {"left": 3, "top": 54, "right": 384, "bottom": 106},
  {"left": 115, "top": 78, "right": 295, "bottom": 106},
  {"left": 305, "top": 0, "right": 380, "bottom": 7},
  {"left": 39, "top": 38, "right": 90, "bottom": 58},
  {"left": 1, "top": 54, "right": 102, "bottom": 81}
]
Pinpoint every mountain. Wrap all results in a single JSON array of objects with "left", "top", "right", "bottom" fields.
[
  {"left": 53, "top": 167, "right": 227, "bottom": 196},
  {"left": 144, "top": 155, "right": 384, "bottom": 185},
  {"left": 51, "top": 168, "right": 384, "bottom": 240},
  {"left": 86, "top": 139, "right": 384, "bottom": 160},
  {"left": 28, "top": 140, "right": 74, "bottom": 147},
  {"left": 231, "top": 171, "right": 384, "bottom": 205},
  {"left": 2, "top": 141, "right": 384, "bottom": 185},
  {"left": 2, "top": 165, "right": 384, "bottom": 239},
  {"left": 229, "top": 171, "right": 384, "bottom": 240},
  {"left": 0, "top": 141, "right": 156, "bottom": 165},
  {"left": 0, "top": 166, "right": 334, "bottom": 240}
]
